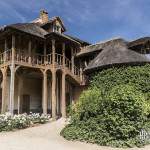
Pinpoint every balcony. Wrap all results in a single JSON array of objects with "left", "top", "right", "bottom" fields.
[{"left": 0, "top": 50, "right": 81, "bottom": 83}]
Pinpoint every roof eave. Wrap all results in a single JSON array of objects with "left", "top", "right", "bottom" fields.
[
  {"left": 45, "top": 32, "right": 81, "bottom": 45},
  {"left": 6, "top": 26, "right": 46, "bottom": 39},
  {"left": 84, "top": 61, "right": 150, "bottom": 74},
  {"left": 76, "top": 49, "right": 101, "bottom": 58}
]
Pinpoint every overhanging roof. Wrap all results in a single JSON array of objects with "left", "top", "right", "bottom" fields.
[
  {"left": 85, "top": 40, "right": 150, "bottom": 73},
  {"left": 76, "top": 38, "right": 127, "bottom": 57}
]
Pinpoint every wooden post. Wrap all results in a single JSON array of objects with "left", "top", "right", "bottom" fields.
[
  {"left": 1, "top": 67, "right": 7, "bottom": 113},
  {"left": 42, "top": 71, "right": 48, "bottom": 114},
  {"left": 52, "top": 40, "right": 55, "bottom": 66},
  {"left": 28, "top": 40, "right": 32, "bottom": 64},
  {"left": 17, "top": 76, "right": 23, "bottom": 114},
  {"left": 79, "top": 60, "right": 83, "bottom": 81},
  {"left": 52, "top": 70, "right": 56, "bottom": 118},
  {"left": 4, "top": 39, "right": 7, "bottom": 63},
  {"left": 44, "top": 42, "right": 47, "bottom": 64},
  {"left": 9, "top": 35, "right": 16, "bottom": 115},
  {"left": 71, "top": 47, "right": 74, "bottom": 74},
  {"left": 61, "top": 72, "right": 66, "bottom": 117},
  {"left": 62, "top": 43, "right": 65, "bottom": 67},
  {"left": 51, "top": 39, "right": 57, "bottom": 118},
  {"left": 80, "top": 68, "right": 83, "bottom": 81}
]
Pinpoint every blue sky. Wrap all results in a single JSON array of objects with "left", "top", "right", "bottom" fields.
[{"left": 0, "top": 0, "right": 150, "bottom": 43}]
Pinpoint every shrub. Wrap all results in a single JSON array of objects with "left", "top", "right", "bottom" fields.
[{"left": 61, "top": 65, "right": 150, "bottom": 148}]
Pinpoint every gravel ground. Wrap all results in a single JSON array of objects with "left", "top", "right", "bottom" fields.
[{"left": 0, "top": 118, "right": 150, "bottom": 150}]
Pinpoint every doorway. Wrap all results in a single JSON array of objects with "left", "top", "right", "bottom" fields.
[{"left": 22, "top": 95, "right": 30, "bottom": 114}]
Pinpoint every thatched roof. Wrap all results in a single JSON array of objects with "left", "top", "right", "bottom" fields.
[
  {"left": 128, "top": 37, "right": 150, "bottom": 48},
  {"left": 0, "top": 22, "right": 88, "bottom": 45},
  {"left": 85, "top": 40, "right": 150, "bottom": 73},
  {"left": 76, "top": 38, "right": 127, "bottom": 57},
  {"left": 45, "top": 32, "right": 83, "bottom": 45},
  {"left": 0, "top": 23, "right": 48, "bottom": 38},
  {"left": 64, "top": 34, "right": 90, "bottom": 46}
]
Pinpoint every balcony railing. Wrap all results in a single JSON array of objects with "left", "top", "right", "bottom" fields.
[{"left": 0, "top": 50, "right": 81, "bottom": 79}]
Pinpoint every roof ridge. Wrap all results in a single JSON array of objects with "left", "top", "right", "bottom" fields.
[{"left": 85, "top": 37, "right": 124, "bottom": 48}]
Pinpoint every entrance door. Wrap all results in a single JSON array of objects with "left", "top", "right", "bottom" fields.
[{"left": 22, "top": 95, "right": 30, "bottom": 114}]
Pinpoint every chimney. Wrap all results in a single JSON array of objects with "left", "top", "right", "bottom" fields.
[{"left": 40, "top": 10, "right": 49, "bottom": 24}]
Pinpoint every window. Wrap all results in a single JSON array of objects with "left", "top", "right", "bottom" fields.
[{"left": 53, "top": 25, "right": 61, "bottom": 33}]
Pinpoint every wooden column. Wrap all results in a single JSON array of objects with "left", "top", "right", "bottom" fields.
[
  {"left": 17, "top": 76, "right": 23, "bottom": 114},
  {"left": 71, "top": 47, "right": 74, "bottom": 74},
  {"left": 44, "top": 42, "right": 47, "bottom": 64},
  {"left": 42, "top": 71, "right": 48, "bottom": 114},
  {"left": 28, "top": 40, "right": 32, "bottom": 64},
  {"left": 4, "top": 38, "right": 7, "bottom": 63},
  {"left": 9, "top": 35, "right": 16, "bottom": 115},
  {"left": 1, "top": 67, "right": 7, "bottom": 113},
  {"left": 51, "top": 39, "right": 57, "bottom": 118},
  {"left": 52, "top": 40, "right": 55, "bottom": 66},
  {"left": 51, "top": 70, "right": 56, "bottom": 118},
  {"left": 62, "top": 43, "right": 65, "bottom": 67},
  {"left": 79, "top": 60, "right": 83, "bottom": 81},
  {"left": 61, "top": 72, "right": 66, "bottom": 117}
]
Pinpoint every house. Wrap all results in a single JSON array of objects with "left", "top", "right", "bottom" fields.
[{"left": 0, "top": 10, "right": 150, "bottom": 118}]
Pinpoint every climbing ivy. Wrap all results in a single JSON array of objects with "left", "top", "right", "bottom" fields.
[{"left": 61, "top": 64, "right": 150, "bottom": 148}]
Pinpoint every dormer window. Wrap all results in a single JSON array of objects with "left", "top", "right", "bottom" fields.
[{"left": 53, "top": 25, "right": 61, "bottom": 33}]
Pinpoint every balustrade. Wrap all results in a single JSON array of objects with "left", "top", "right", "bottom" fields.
[
  {"left": 55, "top": 53, "right": 63, "bottom": 66},
  {"left": 0, "top": 50, "right": 81, "bottom": 79}
]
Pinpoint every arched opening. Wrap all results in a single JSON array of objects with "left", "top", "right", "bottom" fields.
[
  {"left": 56, "top": 69, "right": 62, "bottom": 116},
  {"left": 65, "top": 74, "right": 78, "bottom": 109},
  {"left": 47, "top": 70, "right": 52, "bottom": 114},
  {"left": 16, "top": 67, "right": 43, "bottom": 114},
  {"left": 0, "top": 68, "right": 9, "bottom": 113}
]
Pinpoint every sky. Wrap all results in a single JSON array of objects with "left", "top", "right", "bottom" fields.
[{"left": 0, "top": 0, "right": 150, "bottom": 44}]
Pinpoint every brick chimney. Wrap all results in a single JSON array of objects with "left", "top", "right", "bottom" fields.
[{"left": 40, "top": 10, "right": 49, "bottom": 24}]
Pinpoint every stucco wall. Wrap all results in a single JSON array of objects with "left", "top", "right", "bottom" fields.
[{"left": 5, "top": 75, "right": 42, "bottom": 112}]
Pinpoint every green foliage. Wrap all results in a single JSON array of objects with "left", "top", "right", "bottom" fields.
[
  {"left": 91, "top": 64, "right": 150, "bottom": 96},
  {"left": 61, "top": 65, "right": 150, "bottom": 148}
]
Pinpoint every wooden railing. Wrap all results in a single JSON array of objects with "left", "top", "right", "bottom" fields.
[
  {"left": 15, "top": 50, "right": 45, "bottom": 65},
  {"left": 65, "top": 57, "right": 72, "bottom": 70},
  {"left": 0, "top": 50, "right": 12, "bottom": 64},
  {"left": 0, "top": 50, "right": 81, "bottom": 80},
  {"left": 0, "top": 52, "right": 4, "bottom": 64},
  {"left": 55, "top": 53, "right": 63, "bottom": 66},
  {"left": 45, "top": 54, "right": 52, "bottom": 64}
]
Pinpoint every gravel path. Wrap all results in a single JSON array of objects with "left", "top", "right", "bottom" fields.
[{"left": 0, "top": 118, "right": 150, "bottom": 150}]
